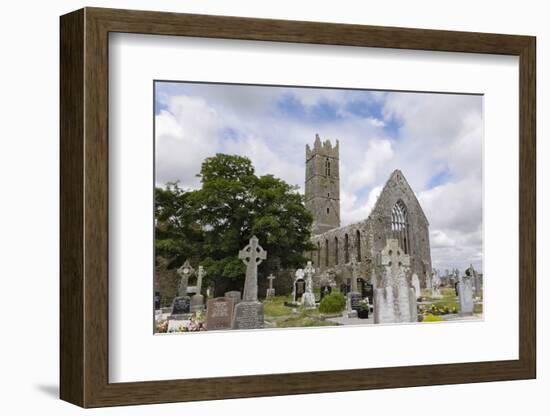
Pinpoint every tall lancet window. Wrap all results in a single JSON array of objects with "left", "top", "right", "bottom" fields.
[
  {"left": 391, "top": 200, "right": 410, "bottom": 254},
  {"left": 325, "top": 158, "right": 331, "bottom": 177}
]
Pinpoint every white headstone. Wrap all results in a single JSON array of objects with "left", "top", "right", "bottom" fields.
[
  {"left": 457, "top": 277, "right": 474, "bottom": 315},
  {"left": 374, "top": 239, "right": 417, "bottom": 324},
  {"left": 411, "top": 273, "right": 421, "bottom": 298}
]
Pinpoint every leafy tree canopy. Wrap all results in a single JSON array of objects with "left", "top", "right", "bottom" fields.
[{"left": 155, "top": 154, "right": 315, "bottom": 290}]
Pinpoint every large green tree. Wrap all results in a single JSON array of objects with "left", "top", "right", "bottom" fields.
[{"left": 155, "top": 154, "right": 315, "bottom": 292}]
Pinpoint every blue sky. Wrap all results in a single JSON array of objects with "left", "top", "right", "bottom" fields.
[{"left": 154, "top": 81, "right": 483, "bottom": 273}]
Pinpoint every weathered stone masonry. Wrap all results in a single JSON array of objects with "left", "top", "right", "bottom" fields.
[{"left": 305, "top": 136, "right": 432, "bottom": 289}]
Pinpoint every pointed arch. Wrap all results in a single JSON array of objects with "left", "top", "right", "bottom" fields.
[
  {"left": 325, "top": 238, "right": 329, "bottom": 267},
  {"left": 391, "top": 199, "right": 410, "bottom": 254},
  {"left": 334, "top": 237, "right": 339, "bottom": 265},
  {"left": 344, "top": 233, "right": 350, "bottom": 263},
  {"left": 356, "top": 229, "right": 361, "bottom": 261}
]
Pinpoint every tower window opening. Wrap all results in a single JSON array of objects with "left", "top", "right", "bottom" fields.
[{"left": 325, "top": 158, "right": 331, "bottom": 177}]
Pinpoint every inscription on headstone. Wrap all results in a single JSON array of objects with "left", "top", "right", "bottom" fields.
[
  {"left": 171, "top": 296, "right": 191, "bottom": 315},
  {"left": 232, "top": 301, "right": 264, "bottom": 330},
  {"left": 206, "top": 297, "right": 234, "bottom": 330}
]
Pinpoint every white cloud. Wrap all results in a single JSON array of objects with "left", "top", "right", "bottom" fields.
[{"left": 155, "top": 84, "right": 483, "bottom": 272}]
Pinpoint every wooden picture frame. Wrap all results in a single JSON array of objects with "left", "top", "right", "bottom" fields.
[{"left": 60, "top": 7, "right": 536, "bottom": 408}]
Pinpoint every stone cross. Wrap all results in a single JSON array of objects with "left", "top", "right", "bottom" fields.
[
  {"left": 350, "top": 256, "right": 360, "bottom": 293},
  {"left": 379, "top": 239, "right": 410, "bottom": 286},
  {"left": 196, "top": 265, "right": 206, "bottom": 293},
  {"left": 238, "top": 236, "right": 267, "bottom": 302},
  {"left": 304, "top": 261, "right": 315, "bottom": 292},
  {"left": 267, "top": 274, "right": 276, "bottom": 290},
  {"left": 176, "top": 259, "right": 194, "bottom": 297}
]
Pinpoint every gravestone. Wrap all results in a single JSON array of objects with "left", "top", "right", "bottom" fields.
[
  {"left": 457, "top": 277, "right": 474, "bottom": 316},
  {"left": 302, "top": 261, "right": 316, "bottom": 308},
  {"left": 431, "top": 270, "right": 442, "bottom": 298},
  {"left": 190, "top": 265, "right": 206, "bottom": 313},
  {"left": 411, "top": 273, "right": 421, "bottom": 298},
  {"left": 374, "top": 238, "right": 417, "bottom": 324},
  {"left": 233, "top": 236, "right": 266, "bottom": 329},
  {"left": 154, "top": 291, "right": 161, "bottom": 310},
  {"left": 294, "top": 279, "right": 306, "bottom": 303},
  {"left": 345, "top": 256, "right": 362, "bottom": 315},
  {"left": 224, "top": 290, "right": 241, "bottom": 306},
  {"left": 170, "top": 296, "right": 191, "bottom": 316},
  {"left": 348, "top": 292, "right": 362, "bottom": 311},
  {"left": 206, "top": 297, "right": 234, "bottom": 331},
  {"left": 266, "top": 273, "right": 276, "bottom": 298},
  {"left": 468, "top": 264, "right": 482, "bottom": 299},
  {"left": 176, "top": 260, "right": 194, "bottom": 297},
  {"left": 170, "top": 260, "right": 194, "bottom": 318},
  {"left": 232, "top": 300, "right": 264, "bottom": 330},
  {"left": 292, "top": 269, "right": 305, "bottom": 303},
  {"left": 320, "top": 284, "right": 332, "bottom": 300}
]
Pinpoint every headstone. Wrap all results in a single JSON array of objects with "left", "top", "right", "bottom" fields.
[
  {"left": 176, "top": 260, "right": 194, "bottom": 297},
  {"left": 302, "top": 261, "right": 316, "bottom": 308},
  {"left": 233, "top": 236, "right": 266, "bottom": 329},
  {"left": 170, "top": 296, "right": 191, "bottom": 316},
  {"left": 294, "top": 279, "right": 306, "bottom": 301},
  {"left": 224, "top": 290, "right": 242, "bottom": 306},
  {"left": 232, "top": 300, "right": 264, "bottom": 330},
  {"left": 468, "top": 264, "right": 482, "bottom": 299},
  {"left": 293, "top": 269, "right": 306, "bottom": 303},
  {"left": 347, "top": 292, "right": 362, "bottom": 311},
  {"left": 411, "top": 273, "right": 421, "bottom": 298},
  {"left": 190, "top": 265, "right": 206, "bottom": 313},
  {"left": 431, "top": 270, "right": 442, "bottom": 298},
  {"left": 266, "top": 273, "right": 276, "bottom": 298},
  {"left": 206, "top": 297, "right": 234, "bottom": 331},
  {"left": 154, "top": 291, "right": 161, "bottom": 310},
  {"left": 350, "top": 256, "right": 360, "bottom": 293},
  {"left": 457, "top": 277, "right": 474, "bottom": 315},
  {"left": 373, "top": 238, "right": 417, "bottom": 324}
]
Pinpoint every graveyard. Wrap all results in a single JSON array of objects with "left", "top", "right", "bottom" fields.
[{"left": 154, "top": 236, "right": 483, "bottom": 334}]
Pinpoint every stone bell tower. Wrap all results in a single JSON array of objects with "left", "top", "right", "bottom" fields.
[{"left": 305, "top": 134, "right": 341, "bottom": 235}]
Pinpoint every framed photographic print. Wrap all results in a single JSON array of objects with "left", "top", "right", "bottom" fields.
[{"left": 60, "top": 7, "right": 536, "bottom": 408}]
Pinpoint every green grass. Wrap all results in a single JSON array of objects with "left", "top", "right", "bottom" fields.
[
  {"left": 263, "top": 295, "right": 294, "bottom": 317},
  {"left": 474, "top": 303, "right": 483, "bottom": 314}
]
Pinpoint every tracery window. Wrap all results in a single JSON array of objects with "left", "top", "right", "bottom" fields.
[{"left": 391, "top": 200, "right": 410, "bottom": 254}]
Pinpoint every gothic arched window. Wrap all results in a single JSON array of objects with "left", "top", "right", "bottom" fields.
[
  {"left": 317, "top": 241, "right": 321, "bottom": 267},
  {"left": 356, "top": 229, "right": 361, "bottom": 260},
  {"left": 325, "top": 158, "right": 331, "bottom": 177},
  {"left": 325, "top": 239, "right": 329, "bottom": 267},
  {"left": 334, "top": 237, "right": 339, "bottom": 265},
  {"left": 344, "top": 234, "right": 350, "bottom": 263},
  {"left": 391, "top": 200, "right": 410, "bottom": 254}
]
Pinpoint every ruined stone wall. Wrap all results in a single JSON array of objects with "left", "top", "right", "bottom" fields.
[{"left": 308, "top": 170, "right": 432, "bottom": 288}]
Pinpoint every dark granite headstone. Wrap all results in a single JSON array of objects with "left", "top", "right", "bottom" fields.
[
  {"left": 206, "top": 297, "right": 234, "bottom": 331},
  {"left": 171, "top": 296, "right": 191, "bottom": 315},
  {"left": 154, "top": 291, "right": 161, "bottom": 310},
  {"left": 232, "top": 301, "right": 264, "bottom": 330},
  {"left": 294, "top": 279, "right": 306, "bottom": 302},
  {"left": 348, "top": 292, "right": 362, "bottom": 311},
  {"left": 320, "top": 285, "right": 332, "bottom": 300}
]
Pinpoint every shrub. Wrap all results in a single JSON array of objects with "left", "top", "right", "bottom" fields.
[{"left": 319, "top": 292, "right": 346, "bottom": 314}]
